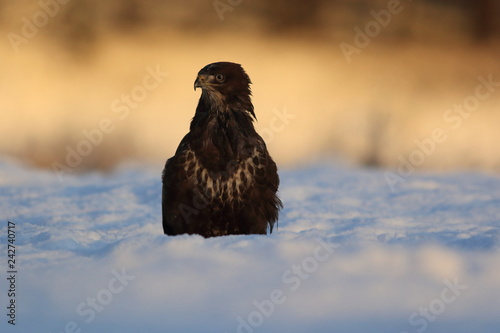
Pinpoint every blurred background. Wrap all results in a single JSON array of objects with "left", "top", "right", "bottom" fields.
[{"left": 1, "top": 0, "right": 499, "bottom": 174}]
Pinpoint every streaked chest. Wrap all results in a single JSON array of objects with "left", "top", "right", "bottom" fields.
[{"left": 180, "top": 148, "right": 262, "bottom": 203}]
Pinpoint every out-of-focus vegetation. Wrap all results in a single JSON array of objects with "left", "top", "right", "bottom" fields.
[
  {"left": 1, "top": 0, "right": 499, "bottom": 173},
  {"left": 2, "top": 0, "right": 499, "bottom": 47}
]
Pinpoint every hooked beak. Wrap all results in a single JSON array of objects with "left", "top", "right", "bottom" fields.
[{"left": 194, "top": 74, "right": 209, "bottom": 90}]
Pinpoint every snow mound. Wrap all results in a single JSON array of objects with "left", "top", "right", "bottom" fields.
[{"left": 0, "top": 158, "right": 499, "bottom": 332}]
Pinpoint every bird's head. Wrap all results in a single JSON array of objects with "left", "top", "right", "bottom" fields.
[{"left": 194, "top": 62, "right": 255, "bottom": 117}]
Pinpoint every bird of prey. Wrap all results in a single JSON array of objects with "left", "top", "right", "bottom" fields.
[{"left": 162, "top": 62, "right": 282, "bottom": 237}]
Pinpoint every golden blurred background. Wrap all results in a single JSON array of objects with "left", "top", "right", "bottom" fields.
[{"left": 1, "top": 0, "right": 499, "bottom": 174}]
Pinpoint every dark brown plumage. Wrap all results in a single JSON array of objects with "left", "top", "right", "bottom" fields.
[{"left": 162, "top": 62, "right": 282, "bottom": 237}]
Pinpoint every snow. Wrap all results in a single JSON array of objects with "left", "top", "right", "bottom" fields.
[{"left": 0, "top": 157, "right": 499, "bottom": 333}]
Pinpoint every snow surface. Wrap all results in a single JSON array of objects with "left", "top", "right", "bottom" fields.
[{"left": 0, "top": 157, "right": 499, "bottom": 333}]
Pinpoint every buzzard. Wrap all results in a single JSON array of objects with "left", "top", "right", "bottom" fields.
[{"left": 162, "top": 62, "right": 282, "bottom": 237}]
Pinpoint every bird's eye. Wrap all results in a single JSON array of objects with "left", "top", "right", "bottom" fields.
[{"left": 215, "top": 74, "right": 225, "bottom": 82}]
